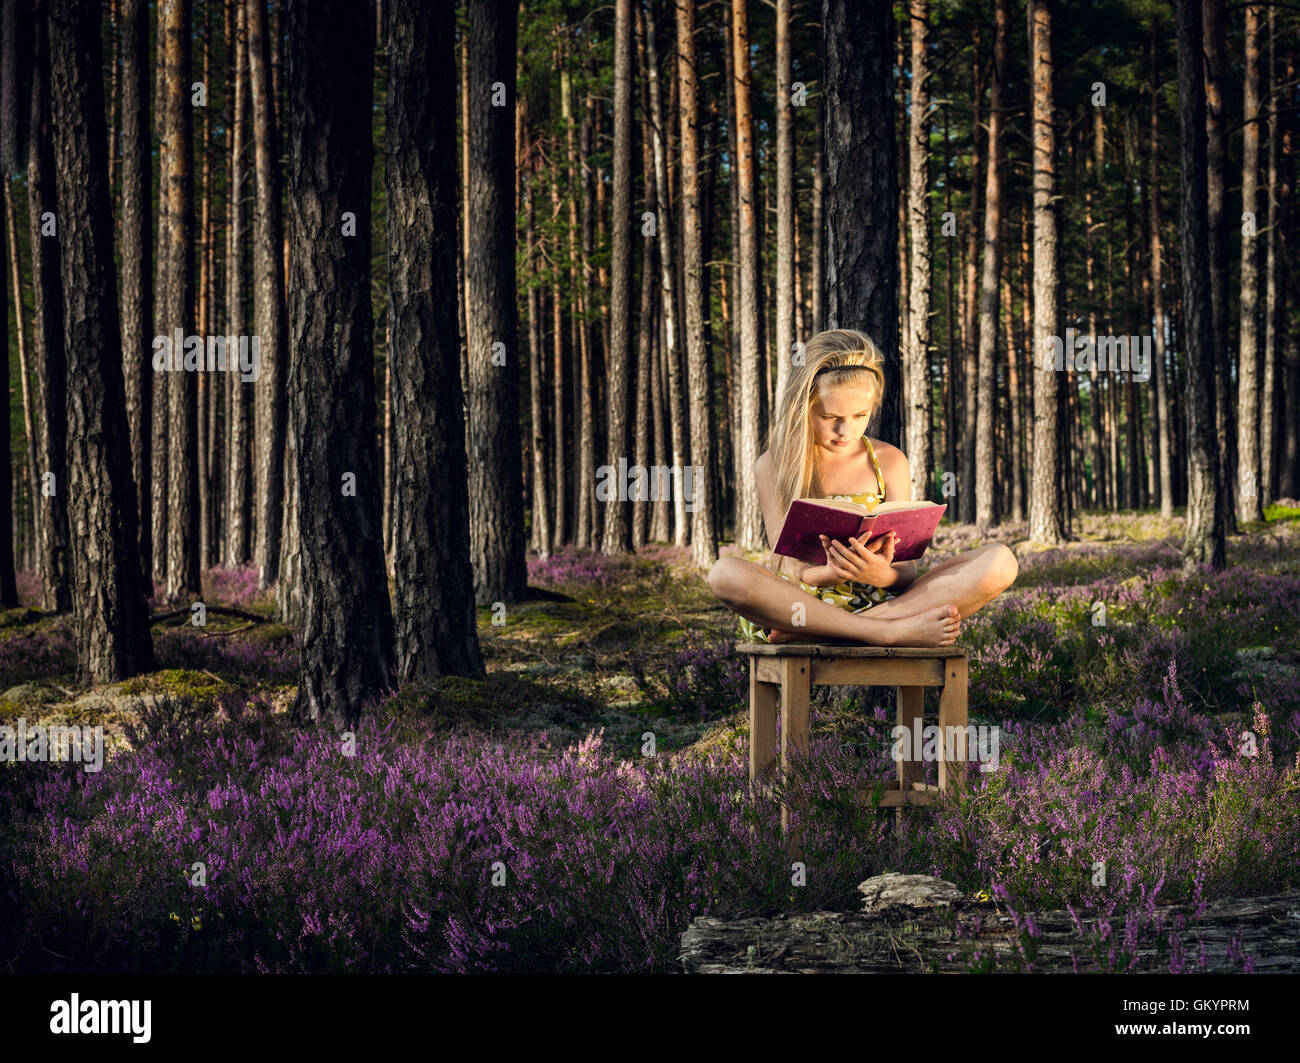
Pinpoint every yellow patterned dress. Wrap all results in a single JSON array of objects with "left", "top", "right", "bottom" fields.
[{"left": 736, "top": 436, "right": 895, "bottom": 644}]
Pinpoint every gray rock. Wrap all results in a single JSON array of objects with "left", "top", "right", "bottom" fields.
[{"left": 857, "top": 872, "right": 964, "bottom": 913}]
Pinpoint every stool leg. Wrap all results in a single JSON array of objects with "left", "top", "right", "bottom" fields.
[
  {"left": 938, "top": 657, "right": 969, "bottom": 794},
  {"left": 749, "top": 659, "right": 778, "bottom": 783},
  {"left": 779, "top": 656, "right": 811, "bottom": 858},
  {"left": 895, "top": 685, "right": 925, "bottom": 833}
]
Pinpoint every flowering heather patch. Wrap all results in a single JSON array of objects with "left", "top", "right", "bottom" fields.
[
  {"left": 0, "top": 620, "right": 76, "bottom": 688},
  {"left": 2, "top": 661, "right": 1296, "bottom": 974},
  {"left": 638, "top": 635, "right": 747, "bottom": 720},
  {"left": 153, "top": 627, "right": 298, "bottom": 683},
  {"left": 955, "top": 560, "right": 1300, "bottom": 721},
  {"left": 201, "top": 565, "right": 269, "bottom": 612},
  {"left": 0, "top": 693, "right": 879, "bottom": 973},
  {"left": 527, "top": 544, "right": 694, "bottom": 599},
  {"left": 528, "top": 548, "right": 626, "bottom": 592}
]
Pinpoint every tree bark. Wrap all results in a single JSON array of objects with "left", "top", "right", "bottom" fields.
[
  {"left": 47, "top": 0, "right": 154, "bottom": 681},
  {"left": 680, "top": 891, "right": 1300, "bottom": 973},
  {"left": 974, "top": 0, "right": 1007, "bottom": 531},
  {"left": 247, "top": 0, "right": 288, "bottom": 589},
  {"left": 1027, "top": 0, "right": 1066, "bottom": 543},
  {"left": 5, "top": 181, "right": 41, "bottom": 580},
  {"left": 1235, "top": 4, "right": 1263, "bottom": 523},
  {"left": 28, "top": 0, "right": 71, "bottom": 613},
  {"left": 466, "top": 0, "right": 526, "bottom": 598},
  {"left": 1150, "top": 24, "right": 1174, "bottom": 520},
  {"left": 1259, "top": 6, "right": 1278, "bottom": 506},
  {"left": 225, "top": 0, "right": 252, "bottom": 567},
  {"left": 774, "top": 0, "right": 794, "bottom": 408},
  {"left": 960, "top": 21, "right": 983, "bottom": 525},
  {"left": 1179, "top": 0, "right": 1226, "bottom": 569},
  {"left": 287, "top": 0, "right": 394, "bottom": 725},
  {"left": 386, "top": 0, "right": 484, "bottom": 681},
  {"left": 640, "top": 0, "right": 687, "bottom": 547},
  {"left": 1203, "top": 0, "right": 1236, "bottom": 532},
  {"left": 730, "top": 0, "right": 764, "bottom": 549},
  {"left": 906, "top": 0, "right": 933, "bottom": 503},
  {"left": 0, "top": 176, "right": 15, "bottom": 606},
  {"left": 161, "top": 0, "right": 199, "bottom": 599},
  {"left": 823, "top": 0, "right": 899, "bottom": 445},
  {"left": 151, "top": 0, "right": 169, "bottom": 586},
  {"left": 118, "top": 0, "right": 151, "bottom": 590},
  {"left": 677, "top": 0, "right": 718, "bottom": 566}
]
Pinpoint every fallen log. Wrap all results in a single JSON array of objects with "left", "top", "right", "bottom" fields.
[{"left": 679, "top": 890, "right": 1300, "bottom": 973}]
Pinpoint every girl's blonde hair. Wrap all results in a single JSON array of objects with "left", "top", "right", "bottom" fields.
[{"left": 762, "top": 328, "right": 887, "bottom": 572}]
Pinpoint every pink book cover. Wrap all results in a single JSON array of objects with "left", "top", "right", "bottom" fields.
[{"left": 772, "top": 500, "right": 947, "bottom": 567}]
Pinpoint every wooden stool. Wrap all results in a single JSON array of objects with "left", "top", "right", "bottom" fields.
[{"left": 739, "top": 644, "right": 969, "bottom": 854}]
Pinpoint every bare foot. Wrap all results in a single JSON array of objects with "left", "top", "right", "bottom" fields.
[
  {"left": 766, "top": 627, "right": 854, "bottom": 644},
  {"left": 864, "top": 604, "right": 961, "bottom": 647}
]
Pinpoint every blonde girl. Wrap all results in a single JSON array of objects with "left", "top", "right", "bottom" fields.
[{"left": 708, "top": 328, "right": 1018, "bottom": 646}]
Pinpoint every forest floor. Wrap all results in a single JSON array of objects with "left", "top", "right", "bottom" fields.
[
  {"left": 3, "top": 503, "right": 1300, "bottom": 973},
  {"left": 5, "top": 503, "right": 1299, "bottom": 762}
]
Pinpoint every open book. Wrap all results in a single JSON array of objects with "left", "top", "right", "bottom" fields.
[{"left": 772, "top": 498, "right": 947, "bottom": 566}]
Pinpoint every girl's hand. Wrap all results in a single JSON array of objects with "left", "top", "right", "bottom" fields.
[{"left": 818, "top": 532, "right": 898, "bottom": 587}]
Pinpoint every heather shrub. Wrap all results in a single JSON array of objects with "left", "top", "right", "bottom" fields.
[
  {"left": 0, "top": 619, "right": 77, "bottom": 688},
  {"left": 153, "top": 625, "right": 298, "bottom": 682},
  {"left": 635, "top": 635, "right": 747, "bottom": 720},
  {"left": 0, "top": 693, "right": 901, "bottom": 973}
]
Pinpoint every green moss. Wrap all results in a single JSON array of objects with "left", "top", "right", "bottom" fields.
[
  {"left": 0, "top": 607, "right": 43, "bottom": 630},
  {"left": 242, "top": 623, "right": 296, "bottom": 648},
  {"left": 118, "top": 669, "right": 229, "bottom": 702}
]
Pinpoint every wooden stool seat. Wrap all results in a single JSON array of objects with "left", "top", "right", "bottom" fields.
[{"left": 738, "top": 643, "right": 969, "bottom": 853}]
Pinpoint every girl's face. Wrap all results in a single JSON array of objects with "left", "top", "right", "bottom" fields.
[{"left": 810, "top": 384, "right": 876, "bottom": 455}]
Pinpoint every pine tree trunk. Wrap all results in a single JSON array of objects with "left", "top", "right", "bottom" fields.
[
  {"left": 0, "top": 178, "right": 15, "bottom": 606},
  {"left": 730, "top": 0, "right": 764, "bottom": 550},
  {"left": 975, "top": 0, "right": 1007, "bottom": 531},
  {"left": 1179, "top": 0, "right": 1226, "bottom": 569},
  {"left": 197, "top": 4, "right": 212, "bottom": 572},
  {"left": 28, "top": 1, "right": 72, "bottom": 613},
  {"left": 161, "top": 0, "right": 199, "bottom": 599},
  {"left": 960, "top": 22, "right": 983, "bottom": 525},
  {"left": 906, "top": 0, "right": 933, "bottom": 502},
  {"left": 1203, "top": 0, "right": 1236, "bottom": 531},
  {"left": 1235, "top": 3, "right": 1263, "bottom": 522},
  {"left": 677, "top": 0, "right": 718, "bottom": 566},
  {"left": 640, "top": 0, "right": 687, "bottom": 547},
  {"left": 811, "top": 96, "right": 825, "bottom": 336},
  {"left": 466, "top": 0, "right": 526, "bottom": 598},
  {"left": 1123, "top": 124, "right": 1142, "bottom": 510},
  {"left": 550, "top": 194, "right": 568, "bottom": 547},
  {"left": 119, "top": 0, "right": 151, "bottom": 587},
  {"left": 1260, "top": 6, "right": 1278, "bottom": 505},
  {"left": 524, "top": 168, "right": 552, "bottom": 558},
  {"left": 1028, "top": 0, "right": 1065, "bottom": 542},
  {"left": 48, "top": 0, "right": 154, "bottom": 680},
  {"left": 151, "top": 0, "right": 169, "bottom": 586},
  {"left": 287, "top": 0, "right": 394, "bottom": 724},
  {"left": 386, "top": 0, "right": 484, "bottom": 681},
  {"left": 1281, "top": 48, "right": 1298, "bottom": 501},
  {"left": 633, "top": 38, "right": 657, "bottom": 551},
  {"left": 823, "top": 0, "right": 900, "bottom": 445},
  {"left": 1150, "top": 24, "right": 1174, "bottom": 519},
  {"left": 5, "top": 183, "right": 41, "bottom": 577},
  {"left": 225, "top": 0, "right": 252, "bottom": 566},
  {"left": 774, "top": 0, "right": 794, "bottom": 405},
  {"left": 248, "top": 0, "right": 287, "bottom": 588}
]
